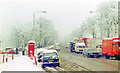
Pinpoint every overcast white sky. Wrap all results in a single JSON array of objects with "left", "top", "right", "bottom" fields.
[{"left": 0, "top": 0, "right": 111, "bottom": 41}]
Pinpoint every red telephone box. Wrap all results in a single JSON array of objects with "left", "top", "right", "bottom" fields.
[{"left": 28, "top": 41, "right": 35, "bottom": 57}]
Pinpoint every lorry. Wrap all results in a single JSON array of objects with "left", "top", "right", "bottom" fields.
[
  {"left": 102, "top": 38, "right": 120, "bottom": 59},
  {"left": 69, "top": 42, "right": 86, "bottom": 53}
]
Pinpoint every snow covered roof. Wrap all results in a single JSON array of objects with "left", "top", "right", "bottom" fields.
[
  {"left": 37, "top": 49, "right": 48, "bottom": 52},
  {"left": 5, "top": 47, "right": 12, "bottom": 48},
  {"left": 28, "top": 41, "right": 35, "bottom": 43},
  {"left": 43, "top": 50, "right": 57, "bottom": 53},
  {"left": 103, "top": 38, "right": 113, "bottom": 40},
  {"left": 113, "top": 40, "right": 120, "bottom": 42},
  {"left": 76, "top": 43, "right": 85, "bottom": 46}
]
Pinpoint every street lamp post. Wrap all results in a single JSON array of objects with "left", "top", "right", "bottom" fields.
[
  {"left": 44, "top": 35, "right": 47, "bottom": 47},
  {"left": 22, "top": 35, "right": 25, "bottom": 55},
  {"left": 90, "top": 11, "right": 95, "bottom": 38},
  {"left": 100, "top": 14, "right": 102, "bottom": 39},
  {"left": 33, "top": 11, "right": 46, "bottom": 42},
  {"left": 90, "top": 11, "right": 102, "bottom": 39},
  {"left": 33, "top": 11, "right": 46, "bottom": 53}
]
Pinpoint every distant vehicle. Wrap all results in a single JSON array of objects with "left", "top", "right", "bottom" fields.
[
  {"left": 102, "top": 38, "right": 120, "bottom": 59},
  {"left": 69, "top": 42, "right": 86, "bottom": 53},
  {"left": 65, "top": 46, "right": 69, "bottom": 48},
  {"left": 49, "top": 45, "right": 55, "bottom": 49},
  {"left": 38, "top": 50, "right": 60, "bottom": 68},
  {"left": 5, "top": 47, "right": 13, "bottom": 51},
  {"left": 8, "top": 49, "right": 16, "bottom": 54},
  {"left": 55, "top": 46, "right": 60, "bottom": 52},
  {"left": 83, "top": 48, "right": 102, "bottom": 58},
  {"left": 69, "top": 42, "right": 75, "bottom": 52},
  {"left": 75, "top": 43, "right": 86, "bottom": 53}
]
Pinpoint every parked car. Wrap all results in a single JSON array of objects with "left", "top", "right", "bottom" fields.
[
  {"left": 37, "top": 49, "right": 47, "bottom": 62},
  {"left": 8, "top": 50, "right": 16, "bottom": 54},
  {"left": 37, "top": 49, "right": 48, "bottom": 59},
  {"left": 55, "top": 47, "right": 60, "bottom": 52},
  {"left": 38, "top": 49, "right": 60, "bottom": 68},
  {"left": 83, "top": 48, "right": 102, "bottom": 58}
]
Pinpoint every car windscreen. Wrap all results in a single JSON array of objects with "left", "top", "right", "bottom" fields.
[
  {"left": 88, "top": 49, "right": 96, "bottom": 51},
  {"left": 116, "top": 43, "right": 120, "bottom": 49},
  {"left": 77, "top": 46, "right": 85, "bottom": 48},
  {"left": 43, "top": 52, "right": 58, "bottom": 59}
]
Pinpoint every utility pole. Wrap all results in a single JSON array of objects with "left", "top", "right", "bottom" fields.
[
  {"left": 101, "top": 14, "right": 102, "bottom": 39},
  {"left": 22, "top": 35, "right": 25, "bottom": 55}
]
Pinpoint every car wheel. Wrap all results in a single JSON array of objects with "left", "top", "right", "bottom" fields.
[
  {"left": 105, "top": 54, "right": 110, "bottom": 59},
  {"left": 87, "top": 53, "right": 90, "bottom": 58},
  {"left": 115, "top": 55, "right": 120, "bottom": 60},
  {"left": 57, "top": 63, "right": 60, "bottom": 67},
  {"left": 42, "top": 65, "right": 45, "bottom": 68},
  {"left": 96, "top": 55, "right": 99, "bottom": 58},
  {"left": 94, "top": 55, "right": 99, "bottom": 58}
]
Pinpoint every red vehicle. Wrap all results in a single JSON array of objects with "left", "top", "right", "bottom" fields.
[
  {"left": 8, "top": 50, "right": 16, "bottom": 54},
  {"left": 102, "top": 38, "right": 120, "bottom": 59}
]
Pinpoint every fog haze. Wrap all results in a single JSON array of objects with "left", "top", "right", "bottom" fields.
[{"left": 0, "top": 0, "right": 110, "bottom": 46}]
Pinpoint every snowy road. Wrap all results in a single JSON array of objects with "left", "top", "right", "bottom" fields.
[{"left": 58, "top": 48, "right": 119, "bottom": 71}]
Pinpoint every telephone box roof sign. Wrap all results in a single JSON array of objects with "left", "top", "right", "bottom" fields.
[
  {"left": 5, "top": 47, "right": 12, "bottom": 48},
  {"left": 74, "top": 39, "right": 80, "bottom": 41},
  {"left": 81, "top": 38, "right": 88, "bottom": 40},
  {"left": 28, "top": 41, "right": 35, "bottom": 44}
]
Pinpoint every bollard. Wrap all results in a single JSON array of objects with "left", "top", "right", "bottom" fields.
[
  {"left": 34, "top": 56, "right": 37, "bottom": 65},
  {"left": 6, "top": 58, "right": 8, "bottom": 62},
  {"left": 30, "top": 55, "right": 32, "bottom": 60},
  {"left": 12, "top": 54, "right": 14, "bottom": 60},
  {"left": 30, "top": 55, "right": 33, "bottom": 60},
  {"left": 3, "top": 55, "right": 5, "bottom": 63},
  {"left": 0, "top": 54, "right": 1, "bottom": 64}
]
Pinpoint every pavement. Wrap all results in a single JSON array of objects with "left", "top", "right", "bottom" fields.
[{"left": 0, "top": 54, "right": 45, "bottom": 72}]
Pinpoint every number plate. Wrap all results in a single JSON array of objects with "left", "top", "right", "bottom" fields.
[
  {"left": 49, "top": 62, "right": 53, "bottom": 63},
  {"left": 48, "top": 60, "right": 54, "bottom": 62}
]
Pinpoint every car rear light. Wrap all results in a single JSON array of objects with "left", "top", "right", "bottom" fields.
[
  {"left": 43, "top": 61, "right": 44, "bottom": 63},
  {"left": 57, "top": 59, "right": 59, "bottom": 62}
]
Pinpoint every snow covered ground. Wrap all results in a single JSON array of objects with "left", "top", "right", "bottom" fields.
[{"left": 0, "top": 55, "right": 45, "bottom": 72}]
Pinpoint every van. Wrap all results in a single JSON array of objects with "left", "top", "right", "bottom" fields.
[{"left": 75, "top": 43, "right": 86, "bottom": 53}]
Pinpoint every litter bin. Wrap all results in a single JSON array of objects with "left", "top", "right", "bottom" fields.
[
  {"left": 16, "top": 48, "right": 18, "bottom": 54},
  {"left": 22, "top": 51, "right": 25, "bottom": 55}
]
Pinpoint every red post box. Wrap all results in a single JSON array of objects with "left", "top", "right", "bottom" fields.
[{"left": 28, "top": 41, "right": 35, "bottom": 57}]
